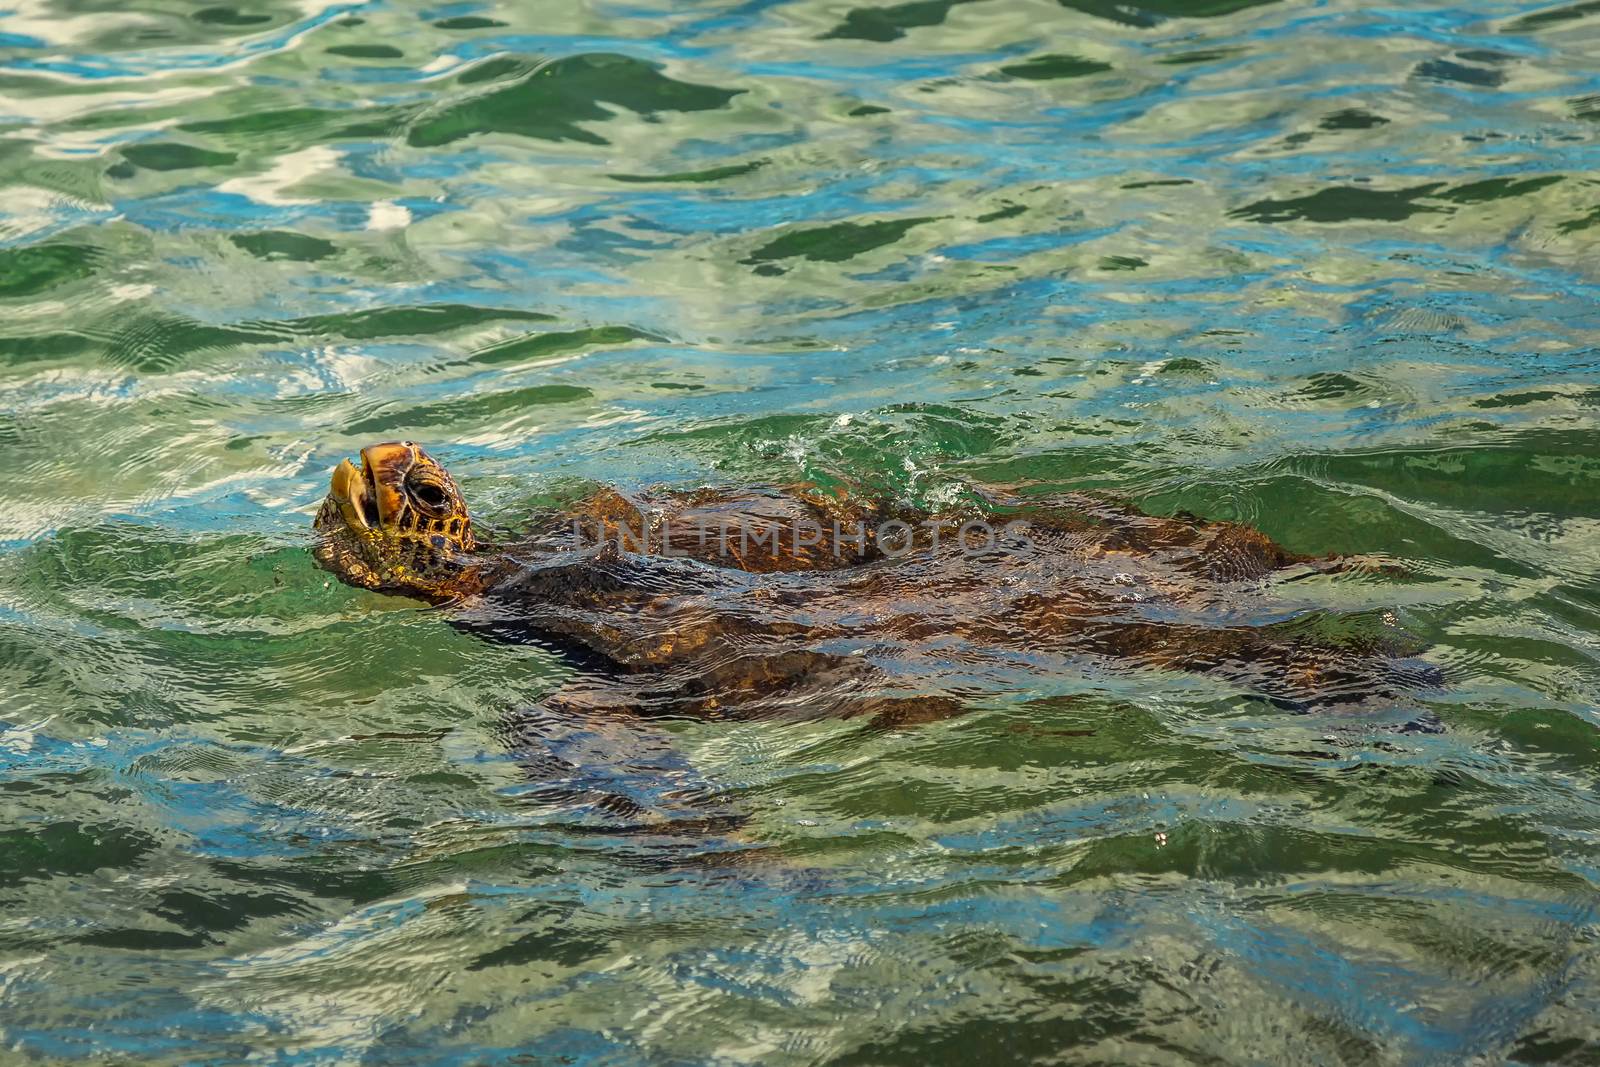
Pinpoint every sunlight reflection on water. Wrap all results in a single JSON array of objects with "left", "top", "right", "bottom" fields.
[{"left": 1, "top": 0, "right": 1599, "bottom": 1061}]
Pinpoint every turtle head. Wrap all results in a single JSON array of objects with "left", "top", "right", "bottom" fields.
[{"left": 313, "top": 442, "right": 486, "bottom": 602}]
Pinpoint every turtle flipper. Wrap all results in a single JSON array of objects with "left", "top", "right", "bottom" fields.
[{"left": 495, "top": 693, "right": 744, "bottom": 836}]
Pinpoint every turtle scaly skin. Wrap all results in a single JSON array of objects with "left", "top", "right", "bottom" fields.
[{"left": 313, "top": 441, "right": 496, "bottom": 599}]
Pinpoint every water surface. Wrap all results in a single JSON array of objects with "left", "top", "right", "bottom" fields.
[{"left": 2, "top": 0, "right": 1599, "bottom": 1062}]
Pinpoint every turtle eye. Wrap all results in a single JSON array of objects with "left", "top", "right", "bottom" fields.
[{"left": 410, "top": 479, "right": 449, "bottom": 512}]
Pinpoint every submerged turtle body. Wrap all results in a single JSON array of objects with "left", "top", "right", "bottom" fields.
[{"left": 313, "top": 442, "right": 1430, "bottom": 723}]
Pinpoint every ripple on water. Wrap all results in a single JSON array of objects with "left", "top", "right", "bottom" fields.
[{"left": 1, "top": 0, "right": 1599, "bottom": 1061}]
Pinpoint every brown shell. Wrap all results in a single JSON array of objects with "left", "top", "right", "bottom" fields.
[{"left": 448, "top": 485, "right": 1429, "bottom": 722}]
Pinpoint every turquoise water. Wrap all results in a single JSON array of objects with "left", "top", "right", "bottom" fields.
[{"left": 2, "top": 0, "right": 1600, "bottom": 1061}]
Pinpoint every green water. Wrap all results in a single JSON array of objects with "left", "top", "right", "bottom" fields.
[{"left": 1, "top": 0, "right": 1599, "bottom": 1062}]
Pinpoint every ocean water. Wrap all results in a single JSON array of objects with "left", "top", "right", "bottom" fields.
[{"left": 2, "top": 0, "right": 1599, "bottom": 1062}]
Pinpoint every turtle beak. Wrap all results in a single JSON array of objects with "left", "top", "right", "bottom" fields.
[
  {"left": 323, "top": 441, "right": 420, "bottom": 533},
  {"left": 358, "top": 442, "right": 416, "bottom": 528},
  {"left": 328, "top": 457, "right": 376, "bottom": 531}
]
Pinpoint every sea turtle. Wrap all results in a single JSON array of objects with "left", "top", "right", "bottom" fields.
[
  {"left": 312, "top": 439, "right": 1435, "bottom": 711},
  {"left": 312, "top": 442, "right": 1432, "bottom": 820}
]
